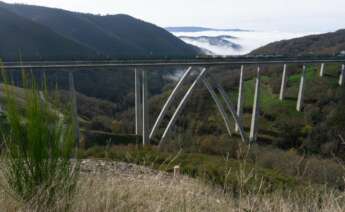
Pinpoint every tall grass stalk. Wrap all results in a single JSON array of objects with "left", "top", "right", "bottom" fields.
[{"left": 0, "top": 64, "right": 79, "bottom": 211}]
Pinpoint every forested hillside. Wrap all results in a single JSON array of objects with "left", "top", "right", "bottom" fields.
[
  {"left": 251, "top": 29, "right": 345, "bottom": 56},
  {"left": 0, "top": 6, "right": 97, "bottom": 60},
  {"left": 0, "top": 1, "right": 199, "bottom": 60}
]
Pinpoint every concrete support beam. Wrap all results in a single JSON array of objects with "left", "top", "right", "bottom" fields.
[
  {"left": 296, "top": 65, "right": 306, "bottom": 112},
  {"left": 150, "top": 67, "right": 192, "bottom": 139},
  {"left": 135, "top": 69, "right": 142, "bottom": 135},
  {"left": 235, "top": 65, "right": 244, "bottom": 132},
  {"left": 320, "top": 63, "right": 325, "bottom": 77},
  {"left": 159, "top": 68, "right": 207, "bottom": 147},
  {"left": 249, "top": 66, "right": 261, "bottom": 143},
  {"left": 68, "top": 71, "right": 80, "bottom": 147},
  {"left": 339, "top": 64, "right": 345, "bottom": 86},
  {"left": 142, "top": 70, "right": 149, "bottom": 145},
  {"left": 279, "top": 64, "right": 288, "bottom": 101},
  {"left": 202, "top": 77, "right": 232, "bottom": 137}
]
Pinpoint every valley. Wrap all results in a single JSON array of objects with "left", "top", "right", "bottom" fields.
[
  {"left": 168, "top": 27, "right": 314, "bottom": 55},
  {"left": 0, "top": 1, "right": 345, "bottom": 211}
]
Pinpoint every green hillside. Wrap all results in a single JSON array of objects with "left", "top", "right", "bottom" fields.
[{"left": 103, "top": 63, "right": 344, "bottom": 161}]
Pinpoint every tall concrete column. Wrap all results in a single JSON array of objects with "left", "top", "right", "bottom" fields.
[
  {"left": 339, "top": 64, "right": 345, "bottom": 86},
  {"left": 68, "top": 71, "right": 80, "bottom": 147},
  {"left": 279, "top": 64, "right": 288, "bottom": 101},
  {"left": 142, "top": 70, "right": 149, "bottom": 145},
  {"left": 320, "top": 63, "right": 325, "bottom": 77},
  {"left": 249, "top": 66, "right": 261, "bottom": 143},
  {"left": 296, "top": 65, "right": 306, "bottom": 112},
  {"left": 235, "top": 65, "right": 244, "bottom": 132},
  {"left": 135, "top": 69, "right": 142, "bottom": 135}
]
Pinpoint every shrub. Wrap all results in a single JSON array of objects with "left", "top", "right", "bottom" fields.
[
  {"left": 111, "top": 119, "right": 124, "bottom": 133},
  {"left": 253, "top": 146, "right": 345, "bottom": 188},
  {"left": 273, "top": 119, "right": 305, "bottom": 149},
  {"left": 0, "top": 68, "right": 79, "bottom": 211},
  {"left": 90, "top": 115, "right": 112, "bottom": 132}
]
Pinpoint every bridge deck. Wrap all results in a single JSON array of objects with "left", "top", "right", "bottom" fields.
[{"left": 2, "top": 57, "right": 345, "bottom": 70}]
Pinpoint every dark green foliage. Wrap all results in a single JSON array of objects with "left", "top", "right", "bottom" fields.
[
  {"left": 0, "top": 67, "right": 79, "bottom": 210},
  {"left": 273, "top": 119, "right": 305, "bottom": 149},
  {"left": 81, "top": 130, "right": 141, "bottom": 148},
  {"left": 90, "top": 116, "right": 113, "bottom": 132}
]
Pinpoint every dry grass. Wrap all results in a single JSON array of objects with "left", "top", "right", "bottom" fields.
[{"left": 1, "top": 160, "right": 345, "bottom": 212}]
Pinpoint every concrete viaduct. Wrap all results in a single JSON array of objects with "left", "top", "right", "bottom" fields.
[{"left": 2, "top": 58, "right": 345, "bottom": 147}]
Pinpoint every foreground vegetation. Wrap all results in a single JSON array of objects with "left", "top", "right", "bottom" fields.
[
  {"left": 0, "top": 68, "right": 79, "bottom": 211},
  {"left": 1, "top": 156, "right": 345, "bottom": 212}
]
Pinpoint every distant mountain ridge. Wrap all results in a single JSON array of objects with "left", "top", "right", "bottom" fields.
[
  {"left": 0, "top": 1, "right": 198, "bottom": 60},
  {"left": 166, "top": 26, "right": 250, "bottom": 33},
  {"left": 251, "top": 29, "right": 345, "bottom": 56},
  {"left": 178, "top": 35, "right": 242, "bottom": 55}
]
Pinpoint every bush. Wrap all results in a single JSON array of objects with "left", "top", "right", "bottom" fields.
[
  {"left": 273, "top": 119, "right": 305, "bottom": 149},
  {"left": 111, "top": 119, "right": 124, "bottom": 133},
  {"left": 253, "top": 146, "right": 345, "bottom": 188},
  {"left": 0, "top": 68, "right": 79, "bottom": 211},
  {"left": 90, "top": 115, "right": 112, "bottom": 132}
]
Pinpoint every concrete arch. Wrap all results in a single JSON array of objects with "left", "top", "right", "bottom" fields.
[{"left": 156, "top": 69, "right": 248, "bottom": 147}]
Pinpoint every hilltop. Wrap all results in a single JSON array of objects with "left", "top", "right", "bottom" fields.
[
  {"left": 251, "top": 29, "right": 345, "bottom": 56},
  {"left": 0, "top": 1, "right": 199, "bottom": 60},
  {"left": 0, "top": 6, "right": 97, "bottom": 60},
  {"left": 166, "top": 26, "right": 250, "bottom": 32}
]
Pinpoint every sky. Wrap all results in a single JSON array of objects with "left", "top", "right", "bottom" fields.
[{"left": 2, "top": 0, "right": 345, "bottom": 33}]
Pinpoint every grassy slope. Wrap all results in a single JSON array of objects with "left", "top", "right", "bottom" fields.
[{"left": 2, "top": 159, "right": 344, "bottom": 211}]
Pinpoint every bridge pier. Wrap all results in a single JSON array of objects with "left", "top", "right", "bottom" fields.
[
  {"left": 142, "top": 70, "right": 149, "bottom": 145},
  {"left": 320, "top": 63, "right": 325, "bottom": 77},
  {"left": 339, "top": 64, "right": 345, "bottom": 86},
  {"left": 249, "top": 66, "right": 261, "bottom": 143},
  {"left": 297, "top": 65, "right": 306, "bottom": 112},
  {"left": 279, "top": 64, "right": 288, "bottom": 101},
  {"left": 135, "top": 69, "right": 142, "bottom": 136},
  {"left": 235, "top": 65, "right": 244, "bottom": 132},
  {"left": 134, "top": 69, "right": 150, "bottom": 145},
  {"left": 68, "top": 71, "right": 80, "bottom": 147}
]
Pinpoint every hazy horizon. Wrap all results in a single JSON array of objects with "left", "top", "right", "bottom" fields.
[{"left": 2, "top": 0, "right": 345, "bottom": 33}]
